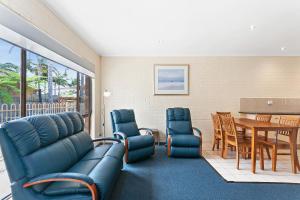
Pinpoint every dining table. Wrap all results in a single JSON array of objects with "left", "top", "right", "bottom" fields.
[{"left": 234, "top": 118, "right": 300, "bottom": 174}]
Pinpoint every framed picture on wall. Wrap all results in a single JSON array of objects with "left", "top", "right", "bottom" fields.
[{"left": 154, "top": 64, "right": 189, "bottom": 95}]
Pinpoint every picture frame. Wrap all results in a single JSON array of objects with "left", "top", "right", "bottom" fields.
[{"left": 154, "top": 64, "right": 189, "bottom": 95}]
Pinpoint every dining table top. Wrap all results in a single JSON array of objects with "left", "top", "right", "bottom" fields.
[{"left": 234, "top": 118, "right": 300, "bottom": 130}]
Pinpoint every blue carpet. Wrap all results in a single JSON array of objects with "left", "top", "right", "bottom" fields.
[{"left": 111, "top": 146, "right": 300, "bottom": 200}]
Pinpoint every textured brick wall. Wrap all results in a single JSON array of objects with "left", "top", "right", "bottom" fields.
[{"left": 101, "top": 56, "right": 300, "bottom": 143}]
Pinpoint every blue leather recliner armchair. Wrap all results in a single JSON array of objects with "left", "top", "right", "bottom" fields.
[
  {"left": 111, "top": 109, "right": 155, "bottom": 163},
  {"left": 0, "top": 112, "right": 125, "bottom": 200},
  {"left": 166, "top": 108, "right": 202, "bottom": 158}
]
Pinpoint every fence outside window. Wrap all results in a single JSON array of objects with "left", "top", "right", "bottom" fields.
[{"left": 0, "top": 102, "right": 77, "bottom": 123}]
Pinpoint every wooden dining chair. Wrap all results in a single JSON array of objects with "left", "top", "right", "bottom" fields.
[
  {"left": 211, "top": 113, "right": 224, "bottom": 157},
  {"left": 220, "top": 115, "right": 257, "bottom": 169},
  {"left": 216, "top": 112, "right": 236, "bottom": 152},
  {"left": 258, "top": 116, "right": 300, "bottom": 172},
  {"left": 256, "top": 114, "right": 272, "bottom": 159}
]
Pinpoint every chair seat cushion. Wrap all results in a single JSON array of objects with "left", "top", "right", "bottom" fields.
[
  {"left": 81, "top": 144, "right": 112, "bottom": 161},
  {"left": 127, "top": 135, "right": 154, "bottom": 150},
  {"left": 170, "top": 135, "right": 200, "bottom": 147}
]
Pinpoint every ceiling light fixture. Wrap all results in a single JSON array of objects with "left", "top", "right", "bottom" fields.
[
  {"left": 281, "top": 47, "right": 286, "bottom": 51},
  {"left": 250, "top": 25, "right": 256, "bottom": 31},
  {"left": 158, "top": 40, "right": 164, "bottom": 44}
]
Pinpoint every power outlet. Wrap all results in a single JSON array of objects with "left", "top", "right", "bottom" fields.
[{"left": 267, "top": 100, "right": 273, "bottom": 106}]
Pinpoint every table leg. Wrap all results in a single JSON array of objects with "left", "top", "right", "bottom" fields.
[
  {"left": 251, "top": 128, "right": 257, "bottom": 173},
  {"left": 289, "top": 129, "right": 298, "bottom": 174}
]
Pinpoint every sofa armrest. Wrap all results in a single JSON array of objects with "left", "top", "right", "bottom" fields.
[
  {"left": 24, "top": 173, "right": 94, "bottom": 186},
  {"left": 23, "top": 173, "right": 98, "bottom": 200},
  {"left": 92, "top": 137, "right": 121, "bottom": 143},
  {"left": 138, "top": 128, "right": 153, "bottom": 135},
  {"left": 113, "top": 131, "right": 127, "bottom": 139}
]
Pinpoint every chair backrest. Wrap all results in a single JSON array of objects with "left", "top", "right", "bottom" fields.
[
  {"left": 110, "top": 109, "right": 140, "bottom": 137},
  {"left": 166, "top": 108, "right": 193, "bottom": 136},
  {"left": 0, "top": 112, "right": 92, "bottom": 192},
  {"left": 256, "top": 114, "right": 272, "bottom": 122},
  {"left": 278, "top": 116, "right": 300, "bottom": 136},
  {"left": 216, "top": 112, "right": 231, "bottom": 117},
  {"left": 211, "top": 113, "right": 222, "bottom": 133},
  {"left": 216, "top": 111, "right": 231, "bottom": 117},
  {"left": 219, "top": 116, "right": 243, "bottom": 144}
]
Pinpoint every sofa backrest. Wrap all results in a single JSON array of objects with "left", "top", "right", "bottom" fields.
[
  {"left": 111, "top": 109, "right": 140, "bottom": 137},
  {"left": 166, "top": 108, "right": 193, "bottom": 135},
  {"left": 0, "top": 112, "right": 93, "bottom": 186}
]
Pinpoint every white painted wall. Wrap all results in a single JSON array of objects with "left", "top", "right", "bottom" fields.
[
  {"left": 101, "top": 56, "right": 300, "bottom": 143},
  {"left": 0, "top": 0, "right": 102, "bottom": 137}
]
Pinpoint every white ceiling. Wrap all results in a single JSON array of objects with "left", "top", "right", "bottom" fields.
[{"left": 42, "top": 0, "right": 300, "bottom": 56}]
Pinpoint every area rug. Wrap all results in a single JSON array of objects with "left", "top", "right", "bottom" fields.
[{"left": 110, "top": 146, "right": 300, "bottom": 200}]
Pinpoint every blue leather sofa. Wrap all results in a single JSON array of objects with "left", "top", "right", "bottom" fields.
[
  {"left": 111, "top": 109, "right": 155, "bottom": 163},
  {"left": 166, "top": 108, "right": 202, "bottom": 158},
  {"left": 0, "top": 112, "right": 125, "bottom": 200}
]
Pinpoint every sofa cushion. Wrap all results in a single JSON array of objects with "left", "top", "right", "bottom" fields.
[
  {"left": 23, "top": 138, "right": 78, "bottom": 178},
  {"left": 104, "top": 143, "right": 125, "bottom": 160},
  {"left": 81, "top": 143, "right": 125, "bottom": 161},
  {"left": 66, "top": 112, "right": 84, "bottom": 133},
  {"left": 68, "top": 160, "right": 100, "bottom": 174},
  {"left": 49, "top": 115, "right": 69, "bottom": 139},
  {"left": 69, "top": 131, "right": 93, "bottom": 159},
  {"left": 23, "top": 138, "right": 78, "bottom": 192},
  {"left": 58, "top": 113, "right": 74, "bottom": 135},
  {"left": 170, "top": 135, "right": 200, "bottom": 147},
  {"left": 127, "top": 135, "right": 154, "bottom": 150},
  {"left": 26, "top": 115, "right": 59, "bottom": 146},
  {"left": 81, "top": 144, "right": 112, "bottom": 161},
  {"left": 2, "top": 120, "right": 40, "bottom": 156}
]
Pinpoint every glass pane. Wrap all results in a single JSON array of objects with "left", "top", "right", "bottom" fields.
[
  {"left": 0, "top": 39, "right": 21, "bottom": 197},
  {"left": 26, "top": 52, "right": 77, "bottom": 115}
]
